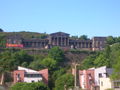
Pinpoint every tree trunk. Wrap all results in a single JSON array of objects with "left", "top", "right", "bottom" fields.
[{"left": 0, "top": 73, "right": 4, "bottom": 85}]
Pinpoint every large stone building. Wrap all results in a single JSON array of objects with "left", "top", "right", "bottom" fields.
[{"left": 6, "top": 32, "right": 106, "bottom": 51}]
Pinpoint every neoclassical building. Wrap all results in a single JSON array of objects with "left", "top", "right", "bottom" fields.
[{"left": 6, "top": 32, "right": 106, "bottom": 51}]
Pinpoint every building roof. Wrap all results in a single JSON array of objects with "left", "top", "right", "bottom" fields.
[
  {"left": 92, "top": 37, "right": 106, "bottom": 40},
  {"left": 50, "top": 32, "right": 69, "bottom": 36},
  {"left": 23, "top": 38, "right": 49, "bottom": 42}
]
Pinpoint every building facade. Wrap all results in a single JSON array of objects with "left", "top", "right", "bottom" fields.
[
  {"left": 73, "top": 66, "right": 116, "bottom": 90},
  {"left": 79, "top": 68, "right": 95, "bottom": 90},
  {"left": 94, "top": 66, "right": 113, "bottom": 86},
  {"left": 13, "top": 66, "right": 48, "bottom": 85},
  {"left": 6, "top": 32, "right": 106, "bottom": 51}
]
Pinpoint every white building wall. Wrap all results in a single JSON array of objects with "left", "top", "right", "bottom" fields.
[
  {"left": 24, "top": 77, "right": 42, "bottom": 83},
  {"left": 80, "top": 75, "right": 85, "bottom": 89},
  {"left": 95, "top": 66, "right": 107, "bottom": 86},
  {"left": 94, "top": 66, "right": 113, "bottom": 86},
  {"left": 100, "top": 78, "right": 112, "bottom": 90}
]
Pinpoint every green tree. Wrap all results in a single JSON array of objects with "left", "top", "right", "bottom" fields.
[
  {"left": 0, "top": 51, "right": 14, "bottom": 71},
  {"left": 48, "top": 46, "right": 64, "bottom": 62},
  {"left": 111, "top": 52, "right": 120, "bottom": 80},
  {"left": 10, "top": 82, "right": 26, "bottom": 90},
  {"left": 52, "top": 68, "right": 66, "bottom": 81},
  {"left": 29, "top": 55, "right": 45, "bottom": 70},
  {"left": 79, "top": 35, "right": 88, "bottom": 40},
  {"left": 10, "top": 82, "right": 49, "bottom": 90},
  {"left": 107, "top": 36, "right": 115, "bottom": 45},
  {"left": 41, "top": 58, "right": 57, "bottom": 71},
  {"left": 70, "top": 36, "right": 78, "bottom": 39},
  {"left": 81, "top": 55, "right": 96, "bottom": 69},
  {"left": 94, "top": 52, "right": 111, "bottom": 68},
  {"left": 0, "top": 34, "right": 6, "bottom": 48},
  {"left": 12, "top": 50, "right": 33, "bottom": 68},
  {"left": 54, "top": 74, "right": 74, "bottom": 90}
]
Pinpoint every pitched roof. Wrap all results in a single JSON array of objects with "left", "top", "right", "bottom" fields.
[{"left": 50, "top": 32, "right": 69, "bottom": 36}]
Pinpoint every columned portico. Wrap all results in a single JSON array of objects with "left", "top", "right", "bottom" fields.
[{"left": 49, "top": 32, "right": 70, "bottom": 47}]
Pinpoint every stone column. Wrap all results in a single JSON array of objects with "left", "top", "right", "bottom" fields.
[
  {"left": 61, "top": 37, "right": 62, "bottom": 46},
  {"left": 64, "top": 37, "right": 66, "bottom": 46},
  {"left": 54, "top": 37, "right": 56, "bottom": 45},
  {"left": 83, "top": 42, "right": 84, "bottom": 48},
  {"left": 52, "top": 37, "right": 54, "bottom": 45},
  {"left": 32, "top": 42, "right": 34, "bottom": 47},
  {"left": 84, "top": 42, "right": 86, "bottom": 48},
  {"left": 39, "top": 42, "right": 41, "bottom": 48},
  {"left": 67, "top": 38, "right": 69, "bottom": 46},
  {"left": 59, "top": 37, "right": 61, "bottom": 46},
  {"left": 57, "top": 37, "right": 59, "bottom": 46},
  {"left": 51, "top": 37, "right": 53, "bottom": 45},
  {"left": 81, "top": 42, "right": 83, "bottom": 48},
  {"left": 79, "top": 42, "right": 81, "bottom": 48},
  {"left": 66, "top": 38, "right": 68, "bottom": 46},
  {"left": 77, "top": 42, "right": 79, "bottom": 48}
]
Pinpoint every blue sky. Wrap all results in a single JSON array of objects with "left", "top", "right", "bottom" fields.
[{"left": 0, "top": 0, "right": 120, "bottom": 38}]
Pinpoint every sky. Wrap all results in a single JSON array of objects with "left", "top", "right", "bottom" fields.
[{"left": 0, "top": 0, "right": 120, "bottom": 38}]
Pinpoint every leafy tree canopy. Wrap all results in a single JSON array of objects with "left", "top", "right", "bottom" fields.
[
  {"left": 10, "top": 82, "right": 49, "bottom": 90},
  {"left": 48, "top": 46, "right": 65, "bottom": 62},
  {"left": 41, "top": 58, "right": 57, "bottom": 71},
  {"left": 54, "top": 74, "right": 74, "bottom": 90},
  {"left": 79, "top": 35, "right": 88, "bottom": 40}
]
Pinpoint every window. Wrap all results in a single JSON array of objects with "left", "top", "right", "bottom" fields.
[
  {"left": 17, "top": 74, "right": 20, "bottom": 78},
  {"left": 25, "top": 74, "right": 41, "bottom": 77},
  {"left": 104, "top": 73, "right": 109, "bottom": 77},
  {"left": 98, "top": 73, "right": 102, "bottom": 78},
  {"left": 32, "top": 80, "right": 34, "bottom": 82}
]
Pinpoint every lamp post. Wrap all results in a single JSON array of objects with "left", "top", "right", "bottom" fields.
[{"left": 74, "top": 63, "right": 80, "bottom": 90}]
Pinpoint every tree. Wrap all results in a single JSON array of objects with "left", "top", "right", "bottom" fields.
[
  {"left": 10, "top": 82, "right": 26, "bottom": 90},
  {"left": 12, "top": 50, "right": 33, "bottom": 68},
  {"left": 79, "top": 35, "right": 88, "bottom": 40},
  {"left": 111, "top": 52, "right": 120, "bottom": 80},
  {"left": 94, "top": 53, "right": 110, "bottom": 67},
  {"left": 52, "top": 68, "right": 66, "bottom": 81},
  {"left": 0, "top": 67, "right": 5, "bottom": 85},
  {"left": 41, "top": 58, "right": 57, "bottom": 71},
  {"left": 81, "top": 55, "right": 96, "bottom": 69},
  {"left": 54, "top": 74, "right": 74, "bottom": 90},
  {"left": 10, "top": 82, "right": 49, "bottom": 90},
  {"left": 0, "top": 51, "right": 14, "bottom": 71},
  {"left": 29, "top": 55, "right": 45, "bottom": 70},
  {"left": 107, "top": 36, "right": 115, "bottom": 45},
  {"left": 0, "top": 28, "right": 4, "bottom": 32},
  {"left": 70, "top": 36, "right": 78, "bottom": 39},
  {"left": 0, "top": 34, "right": 6, "bottom": 48},
  {"left": 48, "top": 46, "right": 64, "bottom": 62}
]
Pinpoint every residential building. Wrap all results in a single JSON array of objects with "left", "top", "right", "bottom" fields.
[
  {"left": 13, "top": 66, "right": 48, "bottom": 84},
  {"left": 94, "top": 66, "right": 113, "bottom": 86},
  {"left": 79, "top": 68, "right": 95, "bottom": 90},
  {"left": 77, "top": 66, "right": 115, "bottom": 90},
  {"left": 99, "top": 77, "right": 112, "bottom": 90}
]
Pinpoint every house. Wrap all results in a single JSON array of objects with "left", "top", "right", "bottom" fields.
[
  {"left": 94, "top": 66, "right": 113, "bottom": 86},
  {"left": 79, "top": 68, "right": 95, "bottom": 90},
  {"left": 75, "top": 66, "right": 120, "bottom": 90},
  {"left": 13, "top": 66, "right": 48, "bottom": 85},
  {"left": 99, "top": 77, "right": 112, "bottom": 90},
  {"left": 78, "top": 66, "right": 120, "bottom": 90}
]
